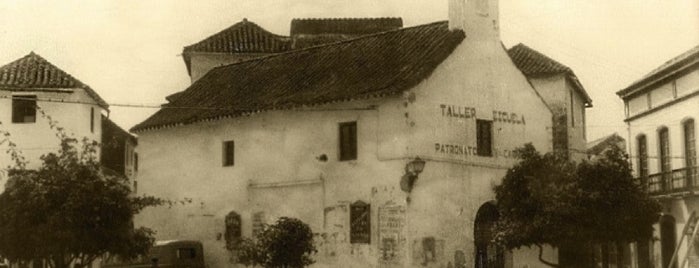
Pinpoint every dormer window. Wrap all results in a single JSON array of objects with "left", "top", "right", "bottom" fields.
[{"left": 12, "top": 95, "right": 37, "bottom": 123}]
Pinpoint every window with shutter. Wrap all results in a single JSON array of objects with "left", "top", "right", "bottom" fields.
[
  {"left": 339, "top": 122, "right": 357, "bottom": 161},
  {"left": 477, "top": 120, "right": 493, "bottom": 157},
  {"left": 12, "top": 95, "right": 37, "bottom": 123},
  {"left": 223, "top": 141, "right": 235, "bottom": 166}
]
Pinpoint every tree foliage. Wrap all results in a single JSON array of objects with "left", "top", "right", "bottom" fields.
[
  {"left": 0, "top": 117, "right": 165, "bottom": 268},
  {"left": 237, "top": 217, "right": 317, "bottom": 268},
  {"left": 493, "top": 144, "right": 661, "bottom": 267}
]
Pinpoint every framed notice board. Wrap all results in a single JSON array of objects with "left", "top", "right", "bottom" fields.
[{"left": 350, "top": 200, "right": 371, "bottom": 244}]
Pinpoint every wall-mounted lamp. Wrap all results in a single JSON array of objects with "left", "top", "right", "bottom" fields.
[{"left": 400, "top": 157, "right": 426, "bottom": 193}]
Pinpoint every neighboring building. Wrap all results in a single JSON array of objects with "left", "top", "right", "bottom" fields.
[
  {"left": 617, "top": 45, "right": 699, "bottom": 268},
  {"left": 133, "top": 0, "right": 589, "bottom": 267},
  {"left": 0, "top": 52, "right": 108, "bottom": 190},
  {"left": 586, "top": 132, "right": 626, "bottom": 159},
  {"left": 508, "top": 43, "right": 593, "bottom": 161},
  {"left": 101, "top": 115, "right": 138, "bottom": 185},
  {"left": 0, "top": 52, "right": 139, "bottom": 268}
]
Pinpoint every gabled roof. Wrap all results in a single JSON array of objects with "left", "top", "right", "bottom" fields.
[
  {"left": 183, "top": 19, "right": 292, "bottom": 54},
  {"left": 182, "top": 19, "right": 292, "bottom": 74},
  {"left": 508, "top": 43, "right": 592, "bottom": 107},
  {"left": 133, "top": 21, "right": 465, "bottom": 132},
  {"left": 290, "top": 18, "right": 403, "bottom": 35},
  {"left": 0, "top": 52, "right": 109, "bottom": 109},
  {"left": 586, "top": 133, "right": 625, "bottom": 156},
  {"left": 617, "top": 45, "right": 699, "bottom": 97}
]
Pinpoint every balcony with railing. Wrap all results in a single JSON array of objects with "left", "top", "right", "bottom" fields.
[{"left": 643, "top": 166, "right": 699, "bottom": 196}]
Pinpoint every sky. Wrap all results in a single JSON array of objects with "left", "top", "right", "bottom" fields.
[{"left": 0, "top": 0, "right": 697, "bottom": 142}]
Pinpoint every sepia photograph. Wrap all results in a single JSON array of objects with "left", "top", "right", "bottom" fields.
[{"left": 0, "top": 0, "right": 697, "bottom": 267}]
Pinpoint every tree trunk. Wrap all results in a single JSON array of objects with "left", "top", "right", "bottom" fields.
[
  {"left": 559, "top": 242, "right": 595, "bottom": 268},
  {"left": 51, "top": 256, "right": 69, "bottom": 268}
]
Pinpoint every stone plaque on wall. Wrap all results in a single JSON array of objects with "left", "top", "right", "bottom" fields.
[
  {"left": 350, "top": 201, "right": 371, "bottom": 244},
  {"left": 252, "top": 211, "right": 265, "bottom": 236},
  {"left": 379, "top": 205, "right": 406, "bottom": 266}
]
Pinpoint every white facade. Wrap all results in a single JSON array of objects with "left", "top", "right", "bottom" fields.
[
  {"left": 0, "top": 89, "right": 104, "bottom": 189},
  {"left": 619, "top": 46, "right": 699, "bottom": 268},
  {"left": 134, "top": 0, "right": 563, "bottom": 267}
]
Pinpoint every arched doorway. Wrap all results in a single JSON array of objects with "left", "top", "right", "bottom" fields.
[
  {"left": 474, "top": 202, "right": 504, "bottom": 268},
  {"left": 660, "top": 214, "right": 677, "bottom": 268}
]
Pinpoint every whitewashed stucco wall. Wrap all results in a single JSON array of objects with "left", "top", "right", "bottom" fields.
[{"left": 0, "top": 89, "right": 103, "bottom": 190}]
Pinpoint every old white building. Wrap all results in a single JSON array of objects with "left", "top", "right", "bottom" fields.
[
  {"left": 0, "top": 53, "right": 109, "bottom": 188},
  {"left": 133, "top": 0, "right": 590, "bottom": 267},
  {"left": 617, "top": 45, "right": 698, "bottom": 268}
]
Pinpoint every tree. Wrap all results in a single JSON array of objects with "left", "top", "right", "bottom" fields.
[
  {"left": 493, "top": 144, "right": 661, "bottom": 268},
  {"left": 0, "top": 118, "right": 166, "bottom": 268},
  {"left": 237, "top": 217, "right": 317, "bottom": 268}
]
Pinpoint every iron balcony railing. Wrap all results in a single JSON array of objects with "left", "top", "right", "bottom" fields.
[{"left": 643, "top": 166, "right": 699, "bottom": 196}]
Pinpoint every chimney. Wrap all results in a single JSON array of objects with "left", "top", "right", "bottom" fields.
[{"left": 449, "top": 0, "right": 500, "bottom": 41}]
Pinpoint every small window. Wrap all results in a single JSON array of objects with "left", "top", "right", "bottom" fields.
[
  {"left": 12, "top": 95, "right": 37, "bottom": 123},
  {"left": 339, "top": 122, "right": 357, "bottom": 161},
  {"left": 476, "top": 120, "right": 493, "bottom": 157},
  {"left": 134, "top": 153, "right": 139, "bottom": 171},
  {"left": 90, "top": 107, "right": 95, "bottom": 133},
  {"left": 176, "top": 248, "right": 196, "bottom": 259},
  {"left": 223, "top": 141, "right": 235, "bottom": 166}
]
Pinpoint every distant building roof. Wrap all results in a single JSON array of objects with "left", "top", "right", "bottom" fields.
[
  {"left": 617, "top": 45, "right": 699, "bottom": 97},
  {"left": 183, "top": 19, "right": 292, "bottom": 54},
  {"left": 508, "top": 43, "right": 592, "bottom": 107},
  {"left": 291, "top": 18, "right": 404, "bottom": 49},
  {"left": 290, "top": 18, "right": 403, "bottom": 36},
  {"left": 102, "top": 115, "right": 137, "bottom": 145},
  {"left": 182, "top": 19, "right": 292, "bottom": 74},
  {"left": 0, "top": 52, "right": 109, "bottom": 109},
  {"left": 133, "top": 21, "right": 465, "bottom": 132},
  {"left": 586, "top": 133, "right": 625, "bottom": 156},
  {"left": 181, "top": 18, "right": 406, "bottom": 73}
]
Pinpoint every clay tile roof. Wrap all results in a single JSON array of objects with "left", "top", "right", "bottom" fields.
[
  {"left": 507, "top": 43, "right": 592, "bottom": 106},
  {"left": 617, "top": 45, "right": 699, "bottom": 97},
  {"left": 586, "top": 133, "right": 625, "bottom": 155},
  {"left": 290, "top": 17, "right": 403, "bottom": 36},
  {"left": 183, "top": 18, "right": 291, "bottom": 54},
  {"left": 508, "top": 43, "right": 572, "bottom": 76},
  {"left": 182, "top": 19, "right": 292, "bottom": 75},
  {"left": 133, "top": 21, "right": 465, "bottom": 132},
  {"left": 0, "top": 52, "right": 109, "bottom": 109}
]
